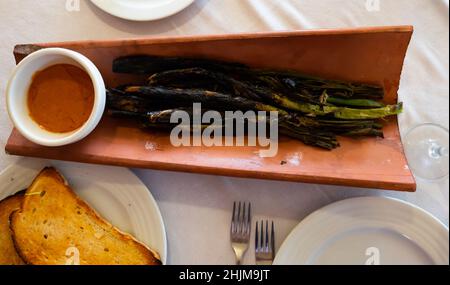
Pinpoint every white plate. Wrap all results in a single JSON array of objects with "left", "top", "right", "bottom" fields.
[
  {"left": 0, "top": 158, "right": 167, "bottom": 264},
  {"left": 274, "top": 197, "right": 449, "bottom": 265},
  {"left": 90, "top": 0, "right": 195, "bottom": 21}
]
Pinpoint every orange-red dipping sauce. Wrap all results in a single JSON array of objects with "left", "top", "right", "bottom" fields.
[{"left": 27, "top": 64, "right": 95, "bottom": 133}]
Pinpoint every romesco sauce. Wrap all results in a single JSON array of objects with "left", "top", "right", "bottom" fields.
[{"left": 27, "top": 64, "right": 95, "bottom": 133}]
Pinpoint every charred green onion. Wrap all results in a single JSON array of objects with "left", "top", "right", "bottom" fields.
[{"left": 107, "top": 55, "right": 404, "bottom": 150}]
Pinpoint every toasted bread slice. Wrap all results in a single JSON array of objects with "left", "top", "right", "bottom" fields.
[
  {"left": 0, "top": 192, "right": 25, "bottom": 265},
  {"left": 10, "top": 167, "right": 161, "bottom": 265}
]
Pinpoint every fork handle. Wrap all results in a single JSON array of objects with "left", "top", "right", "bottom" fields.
[
  {"left": 256, "top": 260, "right": 273, "bottom": 266},
  {"left": 235, "top": 253, "right": 243, "bottom": 265}
]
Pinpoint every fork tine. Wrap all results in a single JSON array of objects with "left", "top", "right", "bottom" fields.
[
  {"left": 242, "top": 202, "right": 246, "bottom": 232},
  {"left": 232, "top": 201, "right": 236, "bottom": 221},
  {"left": 265, "top": 220, "right": 269, "bottom": 251},
  {"left": 231, "top": 201, "right": 236, "bottom": 233},
  {"left": 237, "top": 201, "right": 242, "bottom": 233},
  {"left": 231, "top": 202, "right": 236, "bottom": 232},
  {"left": 271, "top": 221, "right": 275, "bottom": 257},
  {"left": 238, "top": 201, "right": 241, "bottom": 220},
  {"left": 255, "top": 221, "right": 259, "bottom": 252},
  {"left": 247, "top": 202, "right": 252, "bottom": 235},
  {"left": 260, "top": 220, "right": 264, "bottom": 251}
]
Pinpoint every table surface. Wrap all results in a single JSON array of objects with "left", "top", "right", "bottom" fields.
[{"left": 0, "top": 0, "right": 448, "bottom": 265}]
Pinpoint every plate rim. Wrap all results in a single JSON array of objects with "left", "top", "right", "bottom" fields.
[
  {"left": 274, "top": 196, "right": 449, "bottom": 265},
  {"left": 90, "top": 0, "right": 195, "bottom": 21},
  {"left": 0, "top": 159, "right": 168, "bottom": 264}
]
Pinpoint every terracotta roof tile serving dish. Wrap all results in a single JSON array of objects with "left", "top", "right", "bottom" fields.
[{"left": 5, "top": 26, "right": 415, "bottom": 191}]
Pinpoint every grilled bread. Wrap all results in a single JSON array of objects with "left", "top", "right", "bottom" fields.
[
  {"left": 10, "top": 167, "right": 161, "bottom": 265},
  {"left": 0, "top": 192, "right": 25, "bottom": 265}
]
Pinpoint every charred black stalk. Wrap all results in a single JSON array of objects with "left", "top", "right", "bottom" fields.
[
  {"left": 343, "top": 128, "right": 384, "bottom": 138},
  {"left": 147, "top": 68, "right": 263, "bottom": 101},
  {"left": 257, "top": 70, "right": 385, "bottom": 100},
  {"left": 107, "top": 89, "right": 154, "bottom": 113},
  {"left": 292, "top": 116, "right": 384, "bottom": 137},
  {"left": 107, "top": 88, "right": 193, "bottom": 112},
  {"left": 279, "top": 121, "right": 340, "bottom": 150},
  {"left": 123, "top": 86, "right": 287, "bottom": 115},
  {"left": 108, "top": 109, "right": 216, "bottom": 132},
  {"left": 113, "top": 55, "right": 247, "bottom": 75}
]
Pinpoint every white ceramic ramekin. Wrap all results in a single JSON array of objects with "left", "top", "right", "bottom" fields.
[{"left": 6, "top": 48, "right": 105, "bottom": 147}]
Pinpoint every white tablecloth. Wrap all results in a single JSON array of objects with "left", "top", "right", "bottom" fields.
[{"left": 0, "top": 0, "right": 448, "bottom": 264}]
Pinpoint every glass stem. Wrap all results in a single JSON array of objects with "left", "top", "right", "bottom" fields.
[{"left": 429, "top": 143, "right": 449, "bottom": 159}]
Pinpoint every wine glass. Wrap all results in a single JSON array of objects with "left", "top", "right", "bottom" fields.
[{"left": 404, "top": 123, "right": 449, "bottom": 180}]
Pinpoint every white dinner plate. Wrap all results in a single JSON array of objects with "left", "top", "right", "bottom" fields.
[
  {"left": 274, "top": 197, "right": 449, "bottom": 265},
  {"left": 90, "top": 0, "right": 195, "bottom": 21},
  {"left": 0, "top": 158, "right": 167, "bottom": 264}
]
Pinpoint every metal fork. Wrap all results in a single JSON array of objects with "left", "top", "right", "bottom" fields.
[
  {"left": 255, "top": 220, "right": 275, "bottom": 265},
  {"left": 230, "top": 202, "right": 251, "bottom": 265}
]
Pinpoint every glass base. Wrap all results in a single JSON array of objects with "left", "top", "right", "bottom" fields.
[{"left": 404, "top": 124, "right": 449, "bottom": 181}]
